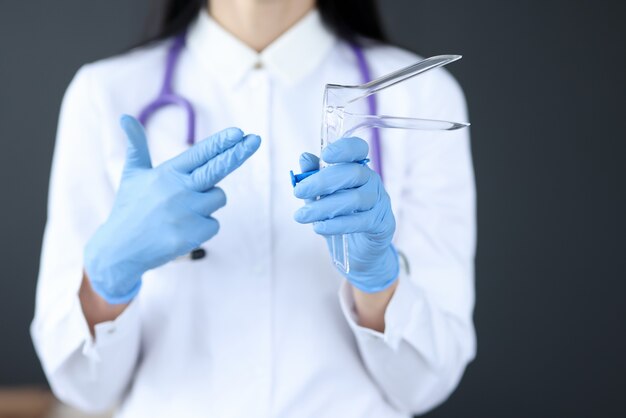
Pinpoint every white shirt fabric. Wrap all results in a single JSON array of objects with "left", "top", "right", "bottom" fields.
[{"left": 31, "top": 9, "right": 476, "bottom": 418}]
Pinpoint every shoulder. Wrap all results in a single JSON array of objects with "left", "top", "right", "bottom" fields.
[
  {"left": 372, "top": 42, "right": 463, "bottom": 94},
  {"left": 358, "top": 40, "right": 468, "bottom": 118},
  {"left": 363, "top": 41, "right": 424, "bottom": 72},
  {"left": 65, "top": 39, "right": 171, "bottom": 110},
  {"left": 82, "top": 39, "right": 169, "bottom": 84}
]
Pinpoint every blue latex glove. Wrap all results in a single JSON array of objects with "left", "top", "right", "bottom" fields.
[
  {"left": 293, "top": 137, "right": 399, "bottom": 293},
  {"left": 84, "top": 115, "right": 261, "bottom": 304}
]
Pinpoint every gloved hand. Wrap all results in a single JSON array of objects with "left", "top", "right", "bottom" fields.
[
  {"left": 84, "top": 115, "right": 261, "bottom": 304},
  {"left": 293, "top": 137, "right": 399, "bottom": 293}
]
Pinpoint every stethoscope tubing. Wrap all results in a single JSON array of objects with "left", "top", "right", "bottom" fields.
[
  {"left": 136, "top": 30, "right": 383, "bottom": 262},
  {"left": 137, "top": 30, "right": 382, "bottom": 175},
  {"left": 349, "top": 42, "right": 383, "bottom": 180}
]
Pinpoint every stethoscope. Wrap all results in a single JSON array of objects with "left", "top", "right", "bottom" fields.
[
  {"left": 137, "top": 31, "right": 383, "bottom": 171},
  {"left": 136, "top": 30, "right": 382, "bottom": 261}
]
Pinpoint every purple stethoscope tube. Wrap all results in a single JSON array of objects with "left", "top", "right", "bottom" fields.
[
  {"left": 137, "top": 31, "right": 383, "bottom": 176},
  {"left": 138, "top": 33, "right": 196, "bottom": 145},
  {"left": 350, "top": 43, "right": 383, "bottom": 180}
]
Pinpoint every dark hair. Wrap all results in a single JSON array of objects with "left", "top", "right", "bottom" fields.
[{"left": 149, "top": 0, "right": 386, "bottom": 44}]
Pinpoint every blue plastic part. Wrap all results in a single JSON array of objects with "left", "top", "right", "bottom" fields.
[{"left": 290, "top": 158, "right": 370, "bottom": 187}]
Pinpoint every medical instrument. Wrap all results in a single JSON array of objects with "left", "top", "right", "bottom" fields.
[
  {"left": 138, "top": 33, "right": 196, "bottom": 145},
  {"left": 84, "top": 116, "right": 260, "bottom": 304},
  {"left": 139, "top": 31, "right": 467, "bottom": 275},
  {"left": 316, "top": 54, "right": 469, "bottom": 273},
  {"left": 294, "top": 139, "right": 399, "bottom": 292},
  {"left": 290, "top": 158, "right": 369, "bottom": 187}
]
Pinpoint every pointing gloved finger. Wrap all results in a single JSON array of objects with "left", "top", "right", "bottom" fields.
[
  {"left": 321, "top": 137, "right": 369, "bottom": 164},
  {"left": 189, "top": 134, "right": 261, "bottom": 191},
  {"left": 299, "top": 152, "right": 320, "bottom": 172},
  {"left": 120, "top": 115, "right": 152, "bottom": 173},
  {"left": 294, "top": 163, "right": 372, "bottom": 200},
  {"left": 294, "top": 186, "right": 377, "bottom": 224},
  {"left": 312, "top": 211, "right": 377, "bottom": 236},
  {"left": 185, "top": 187, "right": 227, "bottom": 217},
  {"left": 169, "top": 127, "right": 246, "bottom": 172}
]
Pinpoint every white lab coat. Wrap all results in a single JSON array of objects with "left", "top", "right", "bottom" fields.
[{"left": 31, "top": 9, "right": 476, "bottom": 418}]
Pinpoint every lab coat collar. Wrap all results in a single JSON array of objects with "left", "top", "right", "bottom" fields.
[{"left": 186, "top": 8, "right": 336, "bottom": 87}]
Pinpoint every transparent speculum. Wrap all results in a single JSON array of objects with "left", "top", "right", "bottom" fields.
[{"left": 320, "top": 55, "right": 469, "bottom": 273}]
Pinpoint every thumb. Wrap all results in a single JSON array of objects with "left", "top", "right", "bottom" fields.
[
  {"left": 297, "top": 152, "right": 319, "bottom": 204},
  {"left": 299, "top": 152, "right": 319, "bottom": 172},
  {"left": 120, "top": 114, "right": 152, "bottom": 173}
]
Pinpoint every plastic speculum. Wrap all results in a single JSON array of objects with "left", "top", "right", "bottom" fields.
[{"left": 319, "top": 55, "right": 470, "bottom": 273}]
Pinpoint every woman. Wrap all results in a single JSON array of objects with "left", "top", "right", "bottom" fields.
[{"left": 31, "top": 0, "right": 476, "bottom": 416}]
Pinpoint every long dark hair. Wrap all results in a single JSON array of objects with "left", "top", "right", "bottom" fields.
[{"left": 148, "top": 0, "right": 386, "bottom": 44}]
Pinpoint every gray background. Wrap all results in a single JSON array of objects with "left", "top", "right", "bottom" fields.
[{"left": 1, "top": 0, "right": 625, "bottom": 417}]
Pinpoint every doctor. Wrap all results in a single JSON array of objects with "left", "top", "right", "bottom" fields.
[{"left": 31, "top": 0, "right": 476, "bottom": 417}]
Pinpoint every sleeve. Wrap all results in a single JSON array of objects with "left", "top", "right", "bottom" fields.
[
  {"left": 338, "top": 69, "right": 476, "bottom": 415},
  {"left": 30, "top": 65, "right": 141, "bottom": 413}
]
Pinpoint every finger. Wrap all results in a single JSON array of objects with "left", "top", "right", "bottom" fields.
[
  {"left": 312, "top": 211, "right": 376, "bottom": 236},
  {"left": 294, "top": 163, "right": 372, "bottom": 200},
  {"left": 189, "top": 134, "right": 261, "bottom": 191},
  {"left": 294, "top": 186, "right": 376, "bottom": 224},
  {"left": 295, "top": 152, "right": 320, "bottom": 203},
  {"left": 167, "top": 213, "right": 221, "bottom": 257},
  {"left": 321, "top": 137, "right": 369, "bottom": 164},
  {"left": 169, "top": 127, "right": 246, "bottom": 173},
  {"left": 184, "top": 216, "right": 220, "bottom": 248},
  {"left": 120, "top": 115, "right": 152, "bottom": 172},
  {"left": 186, "top": 187, "right": 227, "bottom": 217},
  {"left": 299, "top": 152, "right": 319, "bottom": 172}
]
